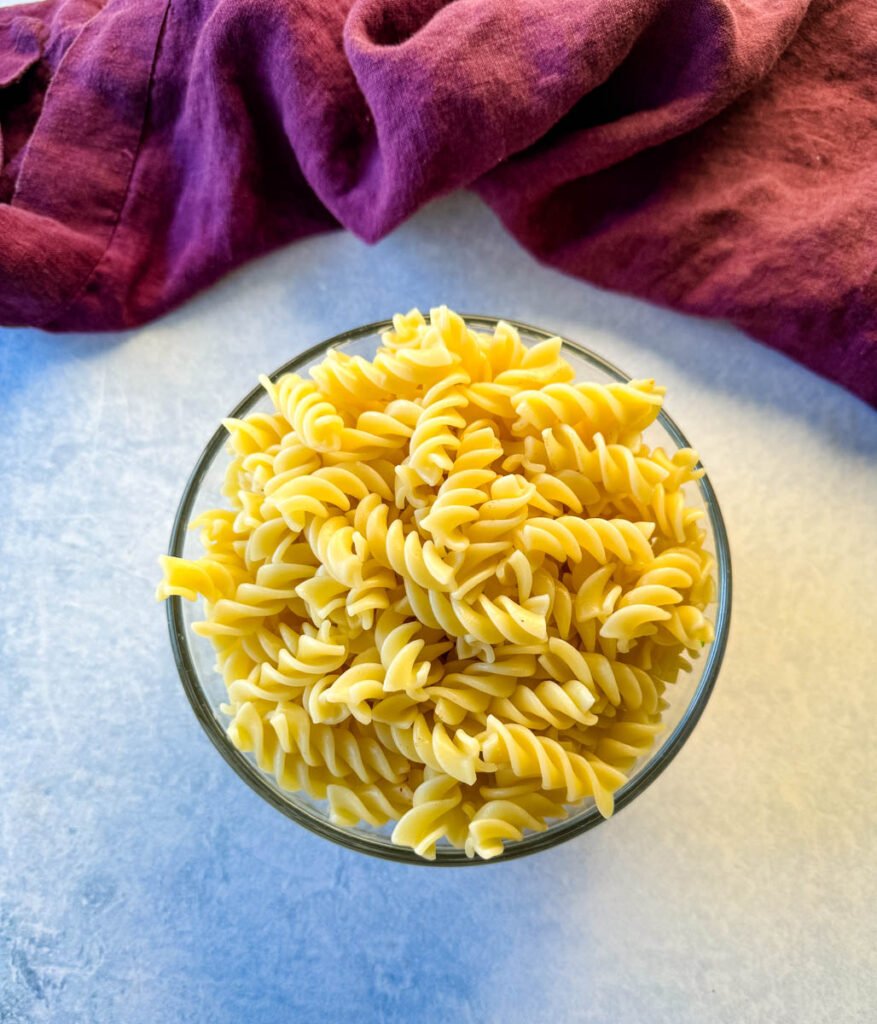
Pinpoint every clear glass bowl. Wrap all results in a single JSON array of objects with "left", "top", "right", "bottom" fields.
[{"left": 165, "top": 315, "right": 732, "bottom": 865}]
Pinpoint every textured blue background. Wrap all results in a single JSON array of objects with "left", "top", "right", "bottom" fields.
[{"left": 2, "top": 192, "right": 876, "bottom": 1023}]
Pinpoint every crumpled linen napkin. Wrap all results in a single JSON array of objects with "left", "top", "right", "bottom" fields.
[{"left": 0, "top": 0, "right": 874, "bottom": 404}]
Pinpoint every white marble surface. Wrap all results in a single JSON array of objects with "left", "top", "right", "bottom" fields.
[{"left": 1, "top": 192, "right": 875, "bottom": 1023}]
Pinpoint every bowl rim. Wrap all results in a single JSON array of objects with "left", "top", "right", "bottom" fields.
[{"left": 165, "top": 314, "right": 732, "bottom": 865}]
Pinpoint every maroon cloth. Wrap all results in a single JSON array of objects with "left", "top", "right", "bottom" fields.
[{"left": 0, "top": 0, "right": 875, "bottom": 403}]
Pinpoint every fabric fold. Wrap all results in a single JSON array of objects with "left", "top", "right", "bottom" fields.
[{"left": 0, "top": 14, "right": 43, "bottom": 88}]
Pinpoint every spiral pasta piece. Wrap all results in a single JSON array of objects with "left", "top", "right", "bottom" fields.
[
  {"left": 407, "top": 391, "right": 467, "bottom": 486},
  {"left": 327, "top": 780, "right": 411, "bottom": 828},
  {"left": 260, "top": 374, "right": 344, "bottom": 452},
  {"left": 465, "top": 789, "right": 568, "bottom": 860},
  {"left": 418, "top": 423, "right": 502, "bottom": 550},
  {"left": 267, "top": 462, "right": 393, "bottom": 531},
  {"left": 391, "top": 775, "right": 467, "bottom": 860},
  {"left": 156, "top": 554, "right": 244, "bottom": 602},
  {"left": 511, "top": 378, "right": 664, "bottom": 440},
  {"left": 520, "top": 516, "right": 655, "bottom": 566},
  {"left": 374, "top": 610, "right": 431, "bottom": 695},
  {"left": 489, "top": 679, "right": 597, "bottom": 730},
  {"left": 481, "top": 717, "right": 625, "bottom": 816}
]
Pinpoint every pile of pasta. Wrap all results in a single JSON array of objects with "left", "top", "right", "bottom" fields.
[{"left": 158, "top": 308, "right": 715, "bottom": 859}]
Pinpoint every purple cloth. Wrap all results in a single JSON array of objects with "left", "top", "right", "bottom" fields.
[{"left": 0, "top": 0, "right": 875, "bottom": 404}]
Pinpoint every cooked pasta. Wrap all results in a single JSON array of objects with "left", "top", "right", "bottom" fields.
[{"left": 157, "top": 307, "right": 716, "bottom": 860}]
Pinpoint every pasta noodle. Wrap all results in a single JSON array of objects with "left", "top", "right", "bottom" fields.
[{"left": 157, "top": 307, "right": 715, "bottom": 859}]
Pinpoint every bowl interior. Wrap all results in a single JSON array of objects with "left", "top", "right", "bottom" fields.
[{"left": 167, "top": 316, "right": 731, "bottom": 864}]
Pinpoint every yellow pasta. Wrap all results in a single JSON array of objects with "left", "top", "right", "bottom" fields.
[{"left": 157, "top": 306, "right": 716, "bottom": 860}]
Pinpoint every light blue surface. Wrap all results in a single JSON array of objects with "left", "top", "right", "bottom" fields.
[{"left": 2, "top": 193, "right": 876, "bottom": 1024}]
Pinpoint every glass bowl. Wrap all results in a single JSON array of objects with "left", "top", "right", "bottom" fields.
[{"left": 165, "top": 315, "right": 732, "bottom": 865}]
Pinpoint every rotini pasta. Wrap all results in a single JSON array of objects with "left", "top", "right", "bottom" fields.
[{"left": 158, "top": 306, "right": 715, "bottom": 859}]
